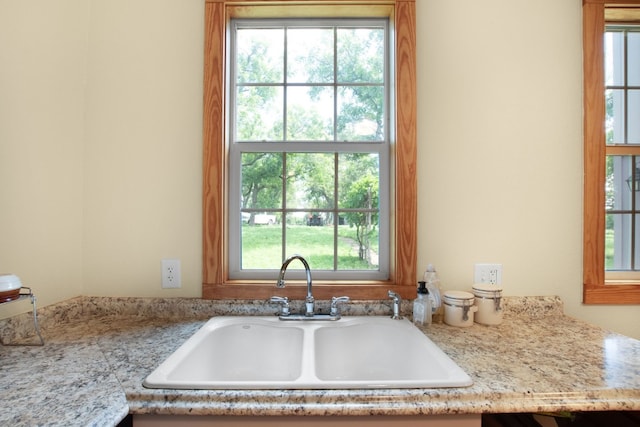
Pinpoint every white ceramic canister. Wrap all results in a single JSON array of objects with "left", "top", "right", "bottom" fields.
[
  {"left": 0, "top": 274, "right": 22, "bottom": 303},
  {"left": 472, "top": 283, "right": 503, "bottom": 325},
  {"left": 443, "top": 291, "right": 477, "bottom": 327}
]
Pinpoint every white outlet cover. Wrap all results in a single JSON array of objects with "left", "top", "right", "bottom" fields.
[
  {"left": 162, "top": 259, "right": 181, "bottom": 288},
  {"left": 473, "top": 263, "right": 502, "bottom": 285}
]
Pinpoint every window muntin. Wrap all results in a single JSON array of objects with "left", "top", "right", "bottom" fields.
[{"left": 228, "top": 19, "right": 390, "bottom": 281}]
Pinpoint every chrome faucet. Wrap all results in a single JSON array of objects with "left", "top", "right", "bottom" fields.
[
  {"left": 330, "top": 296, "right": 350, "bottom": 317},
  {"left": 277, "top": 254, "right": 314, "bottom": 317},
  {"left": 388, "top": 290, "right": 403, "bottom": 320}
]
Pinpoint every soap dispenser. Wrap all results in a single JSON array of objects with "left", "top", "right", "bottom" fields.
[
  {"left": 413, "top": 281, "right": 432, "bottom": 326},
  {"left": 423, "top": 264, "right": 442, "bottom": 318}
]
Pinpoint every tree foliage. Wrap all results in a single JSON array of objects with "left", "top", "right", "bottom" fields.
[{"left": 342, "top": 174, "right": 379, "bottom": 261}]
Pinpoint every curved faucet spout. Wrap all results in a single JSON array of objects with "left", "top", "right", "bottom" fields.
[{"left": 277, "top": 255, "right": 314, "bottom": 316}]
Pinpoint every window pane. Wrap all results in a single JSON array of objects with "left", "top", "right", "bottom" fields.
[
  {"left": 236, "top": 87, "right": 283, "bottom": 141},
  {"left": 606, "top": 89, "right": 625, "bottom": 144},
  {"left": 286, "top": 86, "right": 334, "bottom": 140},
  {"left": 336, "top": 152, "right": 380, "bottom": 271},
  {"left": 241, "top": 225, "right": 282, "bottom": 269},
  {"left": 337, "top": 86, "right": 385, "bottom": 141},
  {"left": 628, "top": 32, "right": 640, "bottom": 87},
  {"left": 337, "top": 28, "right": 384, "bottom": 83},
  {"left": 605, "top": 31, "right": 624, "bottom": 86},
  {"left": 285, "top": 153, "right": 334, "bottom": 210},
  {"left": 606, "top": 213, "right": 632, "bottom": 270},
  {"left": 287, "top": 28, "right": 333, "bottom": 83},
  {"left": 241, "top": 153, "right": 283, "bottom": 210},
  {"left": 236, "top": 28, "right": 283, "bottom": 84},
  {"left": 607, "top": 155, "right": 633, "bottom": 211},
  {"left": 629, "top": 90, "right": 640, "bottom": 144},
  {"left": 338, "top": 214, "right": 379, "bottom": 271},
  {"left": 338, "top": 153, "right": 380, "bottom": 210},
  {"left": 285, "top": 224, "right": 335, "bottom": 270}
]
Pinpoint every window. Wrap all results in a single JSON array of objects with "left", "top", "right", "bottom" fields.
[
  {"left": 203, "top": 1, "right": 416, "bottom": 300},
  {"left": 605, "top": 26, "right": 640, "bottom": 273},
  {"left": 228, "top": 19, "right": 389, "bottom": 282},
  {"left": 583, "top": 1, "right": 640, "bottom": 303}
]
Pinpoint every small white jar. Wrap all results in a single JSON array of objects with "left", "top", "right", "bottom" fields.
[
  {"left": 472, "top": 284, "right": 503, "bottom": 325},
  {"left": 443, "top": 291, "right": 477, "bottom": 327}
]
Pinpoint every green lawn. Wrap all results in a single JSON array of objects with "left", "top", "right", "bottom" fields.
[
  {"left": 241, "top": 224, "right": 379, "bottom": 270},
  {"left": 605, "top": 229, "right": 613, "bottom": 269}
]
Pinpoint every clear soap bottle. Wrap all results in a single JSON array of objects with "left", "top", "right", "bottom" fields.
[
  {"left": 413, "top": 281, "right": 432, "bottom": 326},
  {"left": 423, "top": 264, "right": 442, "bottom": 318}
]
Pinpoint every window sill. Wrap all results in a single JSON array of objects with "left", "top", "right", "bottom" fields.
[{"left": 583, "top": 283, "right": 640, "bottom": 304}]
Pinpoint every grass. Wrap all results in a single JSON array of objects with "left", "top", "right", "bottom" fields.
[
  {"left": 606, "top": 229, "right": 614, "bottom": 269},
  {"left": 241, "top": 224, "right": 379, "bottom": 270}
]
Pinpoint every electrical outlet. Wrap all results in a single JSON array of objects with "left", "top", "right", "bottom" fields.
[
  {"left": 162, "top": 259, "right": 181, "bottom": 288},
  {"left": 474, "top": 263, "right": 502, "bottom": 285}
]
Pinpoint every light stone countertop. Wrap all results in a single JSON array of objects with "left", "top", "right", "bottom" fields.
[{"left": 0, "top": 296, "right": 639, "bottom": 426}]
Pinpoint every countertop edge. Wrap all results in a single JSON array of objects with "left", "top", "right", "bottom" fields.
[{"left": 124, "top": 390, "right": 640, "bottom": 417}]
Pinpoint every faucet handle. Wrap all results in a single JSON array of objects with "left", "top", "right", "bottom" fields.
[
  {"left": 270, "top": 296, "right": 290, "bottom": 317},
  {"left": 387, "top": 290, "right": 403, "bottom": 320},
  {"left": 387, "top": 290, "right": 401, "bottom": 301},
  {"left": 330, "top": 296, "right": 350, "bottom": 317}
]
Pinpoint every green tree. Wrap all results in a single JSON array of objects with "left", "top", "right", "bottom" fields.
[
  {"left": 241, "top": 153, "right": 283, "bottom": 223},
  {"left": 286, "top": 153, "right": 335, "bottom": 211},
  {"left": 342, "top": 174, "right": 379, "bottom": 262}
]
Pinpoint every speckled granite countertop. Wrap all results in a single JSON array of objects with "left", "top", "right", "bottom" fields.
[{"left": 0, "top": 296, "right": 639, "bottom": 426}]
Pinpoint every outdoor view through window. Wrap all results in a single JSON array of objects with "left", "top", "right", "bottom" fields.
[
  {"left": 228, "top": 19, "right": 390, "bottom": 280},
  {"left": 605, "top": 26, "right": 640, "bottom": 272}
]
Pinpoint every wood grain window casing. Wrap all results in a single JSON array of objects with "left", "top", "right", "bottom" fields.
[
  {"left": 583, "top": 0, "right": 640, "bottom": 304},
  {"left": 202, "top": 0, "right": 417, "bottom": 300}
]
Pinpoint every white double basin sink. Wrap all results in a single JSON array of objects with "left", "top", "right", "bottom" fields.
[{"left": 143, "top": 316, "right": 472, "bottom": 390}]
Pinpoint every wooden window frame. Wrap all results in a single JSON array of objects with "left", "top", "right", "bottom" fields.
[
  {"left": 202, "top": 0, "right": 417, "bottom": 300},
  {"left": 583, "top": 0, "right": 640, "bottom": 304}
]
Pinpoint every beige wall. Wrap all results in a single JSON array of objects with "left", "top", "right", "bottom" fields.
[
  {"left": 82, "top": 0, "right": 203, "bottom": 297},
  {"left": 1, "top": 0, "right": 639, "bottom": 339},
  {"left": 0, "top": 0, "right": 87, "bottom": 316},
  {"left": 418, "top": 0, "right": 640, "bottom": 339}
]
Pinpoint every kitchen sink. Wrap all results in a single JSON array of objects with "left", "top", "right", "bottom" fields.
[
  {"left": 143, "top": 316, "right": 472, "bottom": 390},
  {"left": 160, "top": 320, "right": 304, "bottom": 384}
]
